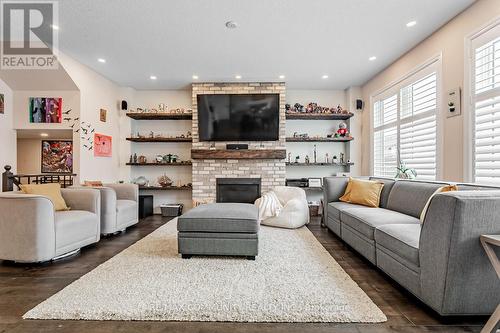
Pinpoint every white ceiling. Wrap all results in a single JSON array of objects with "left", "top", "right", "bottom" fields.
[
  {"left": 17, "top": 129, "right": 73, "bottom": 139},
  {"left": 57, "top": 0, "right": 475, "bottom": 90}
]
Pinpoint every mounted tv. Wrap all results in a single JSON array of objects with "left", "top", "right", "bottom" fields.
[{"left": 197, "top": 94, "right": 279, "bottom": 141}]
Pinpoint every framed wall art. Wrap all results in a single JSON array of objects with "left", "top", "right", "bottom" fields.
[
  {"left": 41, "top": 140, "right": 73, "bottom": 173},
  {"left": 94, "top": 133, "right": 112, "bottom": 157},
  {"left": 29, "top": 97, "right": 62, "bottom": 123}
]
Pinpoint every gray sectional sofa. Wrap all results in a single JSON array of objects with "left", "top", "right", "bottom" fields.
[{"left": 323, "top": 176, "right": 500, "bottom": 316}]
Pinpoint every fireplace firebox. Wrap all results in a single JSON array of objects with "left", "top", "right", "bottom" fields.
[{"left": 216, "top": 178, "right": 261, "bottom": 204}]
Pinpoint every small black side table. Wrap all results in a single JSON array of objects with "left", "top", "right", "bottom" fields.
[{"left": 139, "top": 195, "right": 154, "bottom": 219}]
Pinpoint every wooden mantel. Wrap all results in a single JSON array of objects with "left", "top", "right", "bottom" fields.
[{"left": 191, "top": 149, "right": 287, "bottom": 160}]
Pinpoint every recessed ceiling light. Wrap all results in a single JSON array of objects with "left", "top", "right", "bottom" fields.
[
  {"left": 150, "top": 75, "right": 157, "bottom": 80},
  {"left": 235, "top": 75, "right": 242, "bottom": 79},
  {"left": 50, "top": 24, "right": 59, "bottom": 30},
  {"left": 279, "top": 75, "right": 285, "bottom": 79},
  {"left": 97, "top": 58, "right": 106, "bottom": 63},
  {"left": 369, "top": 56, "right": 377, "bottom": 61},
  {"left": 406, "top": 20, "right": 417, "bottom": 27},
  {"left": 192, "top": 75, "right": 199, "bottom": 80},
  {"left": 225, "top": 21, "right": 238, "bottom": 29},
  {"left": 322, "top": 75, "right": 329, "bottom": 79},
  {"left": 40, "top": 133, "right": 49, "bottom": 137}
]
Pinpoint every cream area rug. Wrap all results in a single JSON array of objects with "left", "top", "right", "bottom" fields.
[{"left": 24, "top": 219, "right": 387, "bottom": 323}]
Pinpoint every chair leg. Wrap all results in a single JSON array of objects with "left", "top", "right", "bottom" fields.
[
  {"left": 181, "top": 254, "right": 192, "bottom": 259},
  {"left": 246, "top": 256, "right": 256, "bottom": 261}
]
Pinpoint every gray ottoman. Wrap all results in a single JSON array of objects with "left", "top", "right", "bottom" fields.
[{"left": 177, "top": 203, "right": 259, "bottom": 260}]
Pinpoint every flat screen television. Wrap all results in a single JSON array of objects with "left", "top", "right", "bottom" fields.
[{"left": 197, "top": 94, "right": 279, "bottom": 141}]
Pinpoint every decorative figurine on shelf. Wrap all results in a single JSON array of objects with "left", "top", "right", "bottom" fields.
[
  {"left": 171, "top": 154, "right": 178, "bottom": 163},
  {"left": 285, "top": 104, "right": 291, "bottom": 112},
  {"left": 129, "top": 154, "right": 133, "bottom": 163},
  {"left": 325, "top": 153, "right": 329, "bottom": 163},
  {"left": 335, "top": 122, "right": 349, "bottom": 138},
  {"left": 347, "top": 159, "right": 352, "bottom": 165},
  {"left": 157, "top": 174, "right": 173, "bottom": 188},
  {"left": 138, "top": 155, "right": 147, "bottom": 164},
  {"left": 186, "top": 131, "right": 192, "bottom": 138},
  {"left": 288, "top": 152, "right": 291, "bottom": 164},
  {"left": 149, "top": 131, "right": 154, "bottom": 138},
  {"left": 305, "top": 155, "right": 310, "bottom": 164},
  {"left": 332, "top": 155, "right": 338, "bottom": 164},
  {"left": 164, "top": 154, "right": 173, "bottom": 163},
  {"left": 155, "top": 155, "right": 163, "bottom": 163},
  {"left": 294, "top": 103, "right": 304, "bottom": 113},
  {"left": 133, "top": 153, "right": 138, "bottom": 164},
  {"left": 339, "top": 153, "right": 345, "bottom": 164},
  {"left": 295, "top": 155, "right": 300, "bottom": 163},
  {"left": 313, "top": 144, "right": 317, "bottom": 163},
  {"left": 133, "top": 176, "right": 148, "bottom": 186}
]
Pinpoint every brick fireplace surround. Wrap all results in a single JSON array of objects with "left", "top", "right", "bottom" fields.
[{"left": 191, "top": 82, "right": 286, "bottom": 205}]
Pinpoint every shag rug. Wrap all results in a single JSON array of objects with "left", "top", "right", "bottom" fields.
[{"left": 24, "top": 219, "right": 387, "bottom": 323}]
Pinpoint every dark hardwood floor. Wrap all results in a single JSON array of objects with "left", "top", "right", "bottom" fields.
[{"left": 0, "top": 215, "right": 489, "bottom": 333}]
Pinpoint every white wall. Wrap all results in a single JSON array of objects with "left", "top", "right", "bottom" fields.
[
  {"left": 58, "top": 53, "right": 133, "bottom": 183},
  {"left": 361, "top": 0, "right": 500, "bottom": 181},
  {"left": 0, "top": 79, "right": 16, "bottom": 185}
]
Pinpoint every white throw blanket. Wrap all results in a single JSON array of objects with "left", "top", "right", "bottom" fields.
[{"left": 255, "top": 191, "right": 283, "bottom": 222}]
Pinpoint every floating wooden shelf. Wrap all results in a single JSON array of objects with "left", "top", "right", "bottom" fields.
[
  {"left": 285, "top": 137, "right": 354, "bottom": 142},
  {"left": 285, "top": 113, "right": 354, "bottom": 120},
  {"left": 139, "top": 185, "right": 192, "bottom": 191},
  {"left": 126, "top": 113, "right": 192, "bottom": 120},
  {"left": 191, "top": 149, "right": 287, "bottom": 160},
  {"left": 285, "top": 162, "right": 354, "bottom": 167},
  {"left": 126, "top": 137, "right": 192, "bottom": 142},
  {"left": 126, "top": 162, "right": 192, "bottom": 166}
]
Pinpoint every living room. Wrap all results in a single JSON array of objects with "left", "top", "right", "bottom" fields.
[{"left": 0, "top": 0, "right": 499, "bottom": 332}]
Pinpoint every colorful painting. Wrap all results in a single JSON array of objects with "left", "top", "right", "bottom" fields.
[
  {"left": 94, "top": 133, "right": 112, "bottom": 157},
  {"left": 0, "top": 93, "right": 4, "bottom": 114},
  {"left": 41, "top": 140, "right": 73, "bottom": 173},
  {"left": 99, "top": 108, "right": 107, "bottom": 122},
  {"left": 29, "top": 97, "right": 62, "bottom": 123}
]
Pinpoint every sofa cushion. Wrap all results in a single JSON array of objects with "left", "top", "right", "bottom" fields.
[
  {"left": 369, "top": 177, "right": 396, "bottom": 208},
  {"left": 341, "top": 207, "right": 420, "bottom": 240},
  {"left": 375, "top": 224, "right": 421, "bottom": 268},
  {"left": 178, "top": 203, "right": 259, "bottom": 233},
  {"left": 386, "top": 180, "right": 448, "bottom": 218},
  {"left": 116, "top": 199, "right": 137, "bottom": 223},
  {"left": 55, "top": 210, "right": 99, "bottom": 249},
  {"left": 327, "top": 201, "right": 364, "bottom": 221}
]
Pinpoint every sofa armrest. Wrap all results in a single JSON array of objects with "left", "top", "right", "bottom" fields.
[
  {"left": 104, "top": 183, "right": 138, "bottom": 202},
  {"left": 61, "top": 188, "right": 100, "bottom": 216},
  {"left": 420, "top": 191, "right": 500, "bottom": 315},
  {"left": 0, "top": 193, "right": 56, "bottom": 262},
  {"left": 323, "top": 177, "right": 349, "bottom": 221}
]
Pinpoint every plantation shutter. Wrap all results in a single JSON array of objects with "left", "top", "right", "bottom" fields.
[
  {"left": 372, "top": 63, "right": 439, "bottom": 180},
  {"left": 399, "top": 73, "right": 437, "bottom": 180},
  {"left": 472, "top": 34, "right": 500, "bottom": 185}
]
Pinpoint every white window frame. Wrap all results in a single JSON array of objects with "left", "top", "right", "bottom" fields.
[
  {"left": 369, "top": 54, "right": 443, "bottom": 179},
  {"left": 464, "top": 16, "right": 500, "bottom": 183}
]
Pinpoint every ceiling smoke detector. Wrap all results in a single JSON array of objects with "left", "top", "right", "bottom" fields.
[{"left": 225, "top": 21, "right": 238, "bottom": 29}]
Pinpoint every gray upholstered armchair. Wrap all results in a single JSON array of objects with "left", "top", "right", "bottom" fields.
[
  {"left": 97, "top": 183, "right": 139, "bottom": 235},
  {"left": 0, "top": 188, "right": 101, "bottom": 263}
]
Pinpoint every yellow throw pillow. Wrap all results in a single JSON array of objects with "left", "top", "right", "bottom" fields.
[
  {"left": 20, "top": 183, "right": 70, "bottom": 211},
  {"left": 339, "top": 178, "right": 353, "bottom": 202},
  {"left": 419, "top": 185, "right": 458, "bottom": 223},
  {"left": 339, "top": 178, "right": 384, "bottom": 208}
]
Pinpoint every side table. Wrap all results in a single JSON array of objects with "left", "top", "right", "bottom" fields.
[{"left": 480, "top": 235, "right": 500, "bottom": 333}]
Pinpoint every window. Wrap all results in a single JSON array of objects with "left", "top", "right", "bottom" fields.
[
  {"left": 372, "top": 62, "right": 439, "bottom": 180},
  {"left": 471, "top": 25, "right": 500, "bottom": 185}
]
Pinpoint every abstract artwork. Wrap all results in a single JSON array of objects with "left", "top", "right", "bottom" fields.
[
  {"left": 94, "top": 133, "right": 112, "bottom": 157},
  {"left": 0, "top": 93, "right": 4, "bottom": 114},
  {"left": 41, "top": 140, "right": 73, "bottom": 173},
  {"left": 29, "top": 97, "right": 62, "bottom": 123}
]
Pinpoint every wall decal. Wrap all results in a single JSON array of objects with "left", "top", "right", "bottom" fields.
[
  {"left": 29, "top": 97, "right": 62, "bottom": 123},
  {"left": 41, "top": 140, "right": 73, "bottom": 173},
  {"left": 94, "top": 133, "right": 112, "bottom": 157},
  {"left": 100, "top": 108, "right": 107, "bottom": 122},
  {"left": 0, "top": 93, "right": 4, "bottom": 114}
]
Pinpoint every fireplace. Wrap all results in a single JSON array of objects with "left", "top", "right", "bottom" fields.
[{"left": 216, "top": 178, "right": 261, "bottom": 204}]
